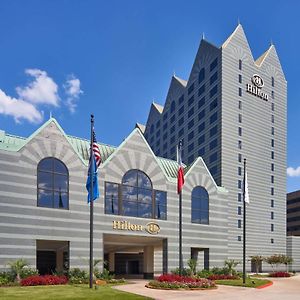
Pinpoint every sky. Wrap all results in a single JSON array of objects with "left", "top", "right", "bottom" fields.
[{"left": 0, "top": 0, "right": 299, "bottom": 192}]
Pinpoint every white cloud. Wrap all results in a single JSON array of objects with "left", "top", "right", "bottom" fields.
[
  {"left": 287, "top": 166, "right": 300, "bottom": 177},
  {"left": 16, "top": 69, "right": 59, "bottom": 106},
  {"left": 0, "top": 89, "right": 43, "bottom": 123},
  {"left": 63, "top": 75, "right": 83, "bottom": 113}
]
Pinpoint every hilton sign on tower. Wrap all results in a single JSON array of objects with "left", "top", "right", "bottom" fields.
[{"left": 246, "top": 74, "right": 269, "bottom": 101}]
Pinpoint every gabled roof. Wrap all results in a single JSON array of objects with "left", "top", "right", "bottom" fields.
[
  {"left": 222, "top": 24, "right": 243, "bottom": 49},
  {"left": 135, "top": 123, "right": 146, "bottom": 134},
  {"left": 255, "top": 46, "right": 272, "bottom": 66},
  {"left": 152, "top": 102, "right": 164, "bottom": 114},
  {"left": 173, "top": 75, "right": 187, "bottom": 87}
]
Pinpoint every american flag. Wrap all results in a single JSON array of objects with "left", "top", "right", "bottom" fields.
[{"left": 92, "top": 129, "right": 101, "bottom": 168}]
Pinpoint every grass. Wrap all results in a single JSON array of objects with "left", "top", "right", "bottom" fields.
[
  {"left": 215, "top": 277, "right": 272, "bottom": 288},
  {"left": 0, "top": 284, "right": 153, "bottom": 300}
]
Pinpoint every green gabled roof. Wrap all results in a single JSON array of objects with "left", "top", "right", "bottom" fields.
[{"left": 0, "top": 131, "right": 27, "bottom": 151}]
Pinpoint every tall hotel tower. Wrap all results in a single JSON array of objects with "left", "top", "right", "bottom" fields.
[{"left": 138, "top": 25, "right": 287, "bottom": 262}]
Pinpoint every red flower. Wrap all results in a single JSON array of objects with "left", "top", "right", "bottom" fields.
[{"left": 20, "top": 275, "right": 68, "bottom": 286}]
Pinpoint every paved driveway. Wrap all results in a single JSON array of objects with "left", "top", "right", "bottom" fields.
[{"left": 113, "top": 275, "right": 300, "bottom": 300}]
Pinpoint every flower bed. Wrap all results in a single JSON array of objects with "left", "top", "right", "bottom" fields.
[
  {"left": 268, "top": 272, "right": 291, "bottom": 277},
  {"left": 207, "top": 274, "right": 239, "bottom": 280},
  {"left": 147, "top": 274, "right": 216, "bottom": 290},
  {"left": 20, "top": 275, "right": 68, "bottom": 286}
]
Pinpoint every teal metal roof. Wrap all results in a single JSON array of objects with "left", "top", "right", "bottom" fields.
[{"left": 0, "top": 131, "right": 27, "bottom": 151}]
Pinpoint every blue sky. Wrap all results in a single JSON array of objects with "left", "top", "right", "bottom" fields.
[{"left": 0, "top": 0, "right": 299, "bottom": 192}]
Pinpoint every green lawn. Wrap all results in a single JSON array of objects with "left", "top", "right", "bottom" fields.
[
  {"left": 0, "top": 284, "right": 153, "bottom": 300},
  {"left": 215, "top": 277, "right": 272, "bottom": 288}
]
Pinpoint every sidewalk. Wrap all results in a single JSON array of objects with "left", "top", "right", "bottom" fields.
[{"left": 113, "top": 275, "right": 300, "bottom": 300}]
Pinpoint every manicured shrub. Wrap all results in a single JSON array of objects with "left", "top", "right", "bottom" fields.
[
  {"left": 20, "top": 267, "right": 39, "bottom": 279},
  {"left": 68, "top": 268, "right": 88, "bottom": 284},
  {"left": 148, "top": 274, "right": 215, "bottom": 289},
  {"left": 170, "top": 267, "right": 190, "bottom": 276},
  {"left": 268, "top": 271, "right": 291, "bottom": 277},
  {"left": 207, "top": 274, "right": 239, "bottom": 280},
  {"left": 0, "top": 271, "right": 15, "bottom": 285},
  {"left": 196, "top": 269, "right": 213, "bottom": 278},
  {"left": 20, "top": 275, "right": 68, "bottom": 286}
]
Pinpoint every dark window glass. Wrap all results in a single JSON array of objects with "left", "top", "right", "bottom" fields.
[
  {"left": 210, "top": 58, "right": 218, "bottom": 72},
  {"left": 170, "top": 101, "right": 175, "bottom": 113},
  {"left": 238, "top": 219, "right": 241, "bottom": 228},
  {"left": 210, "top": 165, "right": 217, "bottom": 175},
  {"left": 238, "top": 127, "right": 242, "bottom": 136},
  {"left": 188, "top": 83, "right": 194, "bottom": 95},
  {"left": 238, "top": 206, "right": 242, "bottom": 215},
  {"left": 163, "top": 122, "right": 168, "bottom": 131},
  {"left": 178, "top": 117, "right": 184, "bottom": 127},
  {"left": 198, "top": 97, "right": 205, "bottom": 109},
  {"left": 271, "top": 199, "right": 274, "bottom": 207},
  {"left": 271, "top": 187, "right": 274, "bottom": 195},
  {"left": 188, "top": 107, "right": 194, "bottom": 118},
  {"left": 271, "top": 127, "right": 274, "bottom": 135},
  {"left": 271, "top": 175, "right": 274, "bottom": 183},
  {"left": 238, "top": 140, "right": 242, "bottom": 150},
  {"left": 37, "top": 158, "right": 69, "bottom": 209},
  {"left": 178, "top": 95, "right": 184, "bottom": 105},
  {"left": 210, "top": 85, "right": 218, "bottom": 98},
  {"left": 271, "top": 139, "right": 274, "bottom": 148},
  {"left": 209, "top": 152, "right": 217, "bottom": 163},
  {"left": 271, "top": 238, "right": 274, "bottom": 244},
  {"left": 210, "top": 112, "right": 218, "bottom": 124},
  {"left": 163, "top": 143, "right": 167, "bottom": 150},
  {"left": 238, "top": 236, "right": 241, "bottom": 241},
  {"left": 163, "top": 132, "right": 167, "bottom": 140},
  {"left": 238, "top": 193, "right": 242, "bottom": 202},
  {"left": 188, "top": 96, "right": 194, "bottom": 106},
  {"left": 188, "top": 143, "right": 194, "bottom": 152},
  {"left": 150, "top": 124, "right": 154, "bottom": 134},
  {"left": 105, "top": 182, "right": 119, "bottom": 215},
  {"left": 239, "top": 88, "right": 242, "bottom": 96},
  {"left": 198, "top": 109, "right": 205, "bottom": 121},
  {"left": 188, "top": 119, "right": 194, "bottom": 130},
  {"left": 155, "top": 191, "right": 167, "bottom": 220},
  {"left": 210, "top": 98, "right": 218, "bottom": 111},
  {"left": 238, "top": 167, "right": 242, "bottom": 176},
  {"left": 239, "top": 100, "right": 242, "bottom": 110},
  {"left": 178, "top": 106, "right": 184, "bottom": 116},
  {"left": 272, "top": 91, "right": 274, "bottom": 99},
  {"left": 188, "top": 131, "right": 194, "bottom": 140},
  {"left": 238, "top": 180, "right": 242, "bottom": 189},
  {"left": 210, "top": 72, "right": 218, "bottom": 85},
  {"left": 156, "top": 130, "right": 160, "bottom": 138},
  {"left": 238, "top": 114, "right": 242, "bottom": 123},
  {"left": 271, "top": 211, "right": 274, "bottom": 219},
  {"left": 271, "top": 151, "right": 274, "bottom": 159},
  {"left": 271, "top": 224, "right": 274, "bottom": 232},
  {"left": 238, "top": 154, "right": 242, "bottom": 162},
  {"left": 191, "top": 186, "right": 209, "bottom": 224},
  {"left": 170, "top": 125, "right": 175, "bottom": 134},
  {"left": 198, "top": 84, "right": 205, "bottom": 97},
  {"left": 198, "top": 134, "right": 205, "bottom": 145},
  {"left": 271, "top": 115, "right": 274, "bottom": 123},
  {"left": 170, "top": 135, "right": 175, "bottom": 144},
  {"left": 239, "top": 59, "right": 242, "bottom": 70},
  {"left": 170, "top": 114, "right": 175, "bottom": 124},
  {"left": 198, "top": 122, "right": 205, "bottom": 133},
  {"left": 198, "top": 68, "right": 205, "bottom": 84},
  {"left": 210, "top": 125, "right": 218, "bottom": 137},
  {"left": 209, "top": 139, "right": 218, "bottom": 150},
  {"left": 163, "top": 112, "right": 168, "bottom": 121},
  {"left": 188, "top": 155, "right": 194, "bottom": 164},
  {"left": 178, "top": 128, "right": 184, "bottom": 138},
  {"left": 272, "top": 103, "right": 275, "bottom": 111},
  {"left": 239, "top": 74, "right": 242, "bottom": 83},
  {"left": 272, "top": 76, "right": 275, "bottom": 87},
  {"left": 198, "top": 147, "right": 205, "bottom": 156},
  {"left": 156, "top": 139, "right": 160, "bottom": 147},
  {"left": 156, "top": 120, "right": 160, "bottom": 129},
  {"left": 271, "top": 163, "right": 274, "bottom": 171}
]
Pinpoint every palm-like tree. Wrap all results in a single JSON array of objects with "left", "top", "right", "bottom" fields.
[{"left": 8, "top": 259, "right": 28, "bottom": 282}]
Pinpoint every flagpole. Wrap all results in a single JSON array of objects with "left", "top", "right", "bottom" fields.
[
  {"left": 243, "top": 158, "right": 246, "bottom": 284},
  {"left": 89, "top": 114, "right": 94, "bottom": 289},
  {"left": 179, "top": 190, "right": 183, "bottom": 275}
]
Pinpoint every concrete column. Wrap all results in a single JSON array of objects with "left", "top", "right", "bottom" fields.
[
  {"left": 143, "top": 246, "right": 154, "bottom": 279},
  {"left": 162, "top": 239, "right": 168, "bottom": 274},
  {"left": 56, "top": 249, "right": 64, "bottom": 272},
  {"left": 108, "top": 252, "right": 115, "bottom": 273}
]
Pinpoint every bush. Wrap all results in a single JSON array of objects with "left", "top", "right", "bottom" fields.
[
  {"left": 20, "top": 275, "right": 68, "bottom": 286},
  {"left": 20, "top": 267, "right": 39, "bottom": 279},
  {"left": 68, "top": 268, "right": 88, "bottom": 284},
  {"left": 148, "top": 274, "right": 215, "bottom": 289},
  {"left": 0, "top": 271, "right": 15, "bottom": 285},
  {"left": 207, "top": 274, "right": 239, "bottom": 280},
  {"left": 171, "top": 267, "right": 190, "bottom": 276},
  {"left": 211, "top": 267, "right": 231, "bottom": 275},
  {"left": 196, "top": 269, "right": 213, "bottom": 278},
  {"left": 97, "top": 268, "right": 114, "bottom": 281},
  {"left": 268, "top": 272, "right": 291, "bottom": 277}
]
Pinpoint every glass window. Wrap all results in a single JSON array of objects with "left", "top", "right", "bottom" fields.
[
  {"left": 271, "top": 199, "right": 274, "bottom": 207},
  {"left": 238, "top": 153, "right": 242, "bottom": 162},
  {"left": 238, "top": 206, "right": 242, "bottom": 215},
  {"left": 238, "top": 114, "right": 242, "bottom": 123},
  {"left": 198, "top": 97, "right": 205, "bottom": 109},
  {"left": 170, "top": 125, "right": 175, "bottom": 134},
  {"left": 238, "top": 219, "right": 241, "bottom": 228},
  {"left": 271, "top": 163, "right": 274, "bottom": 171},
  {"left": 239, "top": 88, "right": 242, "bottom": 97},
  {"left": 198, "top": 109, "right": 205, "bottom": 121},
  {"left": 170, "top": 114, "right": 175, "bottom": 124},
  {"left": 156, "top": 130, "right": 160, "bottom": 138},
  {"left": 210, "top": 125, "right": 218, "bottom": 137},
  {"left": 209, "top": 139, "right": 218, "bottom": 150},
  {"left": 156, "top": 120, "right": 160, "bottom": 129},
  {"left": 210, "top": 112, "right": 218, "bottom": 124},
  {"left": 178, "top": 128, "right": 184, "bottom": 138},
  {"left": 209, "top": 152, "right": 217, "bottom": 163},
  {"left": 238, "top": 236, "right": 241, "bottom": 241},
  {"left": 271, "top": 103, "right": 275, "bottom": 111},
  {"left": 163, "top": 122, "right": 167, "bottom": 131},
  {"left": 188, "top": 119, "right": 194, "bottom": 130},
  {"left": 105, "top": 182, "right": 119, "bottom": 215},
  {"left": 271, "top": 224, "right": 274, "bottom": 232},
  {"left": 271, "top": 76, "right": 275, "bottom": 87},
  {"left": 188, "top": 142, "right": 194, "bottom": 152},
  {"left": 150, "top": 124, "right": 154, "bottom": 134},
  {"left": 271, "top": 115, "right": 274, "bottom": 123},
  {"left": 210, "top": 98, "right": 218, "bottom": 111},
  {"left": 238, "top": 127, "right": 242, "bottom": 136},
  {"left": 198, "top": 84, "right": 205, "bottom": 97},
  {"left": 238, "top": 140, "right": 242, "bottom": 150},
  {"left": 271, "top": 211, "right": 274, "bottom": 219},
  {"left": 188, "top": 107, "right": 194, "bottom": 118},
  {"left": 210, "top": 85, "right": 218, "bottom": 98},
  {"left": 210, "top": 165, "right": 217, "bottom": 175},
  {"left": 170, "top": 135, "right": 175, "bottom": 144},
  {"left": 271, "top": 175, "right": 274, "bottom": 183},
  {"left": 198, "top": 122, "right": 205, "bottom": 133},
  {"left": 239, "top": 59, "right": 242, "bottom": 70},
  {"left": 198, "top": 147, "right": 205, "bottom": 156},
  {"left": 272, "top": 91, "right": 274, "bottom": 99},
  {"left": 239, "top": 100, "right": 242, "bottom": 110},
  {"left": 198, "top": 68, "right": 205, "bottom": 84},
  {"left": 238, "top": 193, "right": 242, "bottom": 202},
  {"left": 178, "top": 95, "right": 184, "bottom": 105},
  {"left": 188, "top": 131, "right": 194, "bottom": 140},
  {"left": 271, "top": 187, "right": 274, "bottom": 195},
  {"left": 188, "top": 154, "right": 194, "bottom": 164},
  {"left": 198, "top": 134, "right": 205, "bottom": 145},
  {"left": 163, "top": 112, "right": 168, "bottom": 121},
  {"left": 188, "top": 83, "right": 194, "bottom": 95},
  {"left": 271, "top": 238, "right": 274, "bottom": 244},
  {"left": 191, "top": 186, "right": 209, "bottom": 224},
  {"left": 178, "top": 105, "right": 184, "bottom": 116},
  {"left": 155, "top": 191, "right": 167, "bottom": 220},
  {"left": 238, "top": 167, "right": 242, "bottom": 176},
  {"left": 210, "top": 72, "right": 218, "bottom": 85},
  {"left": 170, "top": 101, "right": 175, "bottom": 113},
  {"left": 163, "top": 132, "right": 167, "bottom": 140},
  {"left": 271, "top": 151, "right": 274, "bottom": 159},
  {"left": 210, "top": 57, "right": 218, "bottom": 72},
  {"left": 239, "top": 74, "right": 242, "bottom": 83},
  {"left": 37, "top": 158, "right": 69, "bottom": 209},
  {"left": 238, "top": 180, "right": 242, "bottom": 189},
  {"left": 271, "top": 127, "right": 274, "bottom": 135}
]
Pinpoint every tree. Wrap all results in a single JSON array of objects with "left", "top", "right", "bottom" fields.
[
  {"left": 280, "top": 255, "right": 293, "bottom": 272},
  {"left": 264, "top": 254, "right": 283, "bottom": 271},
  {"left": 224, "top": 259, "right": 240, "bottom": 276},
  {"left": 250, "top": 256, "right": 264, "bottom": 274},
  {"left": 8, "top": 259, "right": 28, "bottom": 282}
]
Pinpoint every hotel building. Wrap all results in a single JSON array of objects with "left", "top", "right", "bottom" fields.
[{"left": 139, "top": 24, "right": 287, "bottom": 263}]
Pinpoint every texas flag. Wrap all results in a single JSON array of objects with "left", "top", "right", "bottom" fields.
[{"left": 177, "top": 140, "right": 185, "bottom": 194}]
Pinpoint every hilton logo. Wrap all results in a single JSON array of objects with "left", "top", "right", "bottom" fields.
[
  {"left": 112, "top": 220, "right": 160, "bottom": 235},
  {"left": 246, "top": 74, "right": 268, "bottom": 101}
]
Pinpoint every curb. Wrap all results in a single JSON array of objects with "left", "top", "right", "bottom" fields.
[{"left": 256, "top": 281, "right": 273, "bottom": 289}]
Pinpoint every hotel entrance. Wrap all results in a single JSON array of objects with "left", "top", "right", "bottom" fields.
[{"left": 103, "top": 234, "right": 167, "bottom": 279}]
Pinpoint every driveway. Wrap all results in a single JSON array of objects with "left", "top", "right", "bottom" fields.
[{"left": 113, "top": 275, "right": 300, "bottom": 300}]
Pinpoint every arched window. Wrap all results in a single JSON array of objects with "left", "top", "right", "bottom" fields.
[
  {"left": 191, "top": 186, "right": 209, "bottom": 224},
  {"left": 37, "top": 158, "right": 69, "bottom": 209},
  {"left": 104, "top": 169, "right": 167, "bottom": 219}
]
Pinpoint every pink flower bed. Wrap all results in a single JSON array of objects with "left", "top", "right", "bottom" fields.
[{"left": 21, "top": 275, "right": 68, "bottom": 286}]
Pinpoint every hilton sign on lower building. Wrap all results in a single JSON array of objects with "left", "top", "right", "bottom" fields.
[
  {"left": 246, "top": 74, "right": 269, "bottom": 101},
  {"left": 112, "top": 220, "right": 160, "bottom": 235}
]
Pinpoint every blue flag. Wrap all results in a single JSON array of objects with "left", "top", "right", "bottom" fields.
[{"left": 86, "top": 154, "right": 99, "bottom": 203}]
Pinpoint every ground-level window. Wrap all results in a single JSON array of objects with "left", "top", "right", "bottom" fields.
[
  {"left": 105, "top": 169, "right": 167, "bottom": 220},
  {"left": 191, "top": 186, "right": 209, "bottom": 224}
]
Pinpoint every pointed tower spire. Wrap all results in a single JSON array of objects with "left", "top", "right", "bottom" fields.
[
  {"left": 237, "top": 17, "right": 240, "bottom": 25},
  {"left": 202, "top": 32, "right": 205, "bottom": 40}
]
